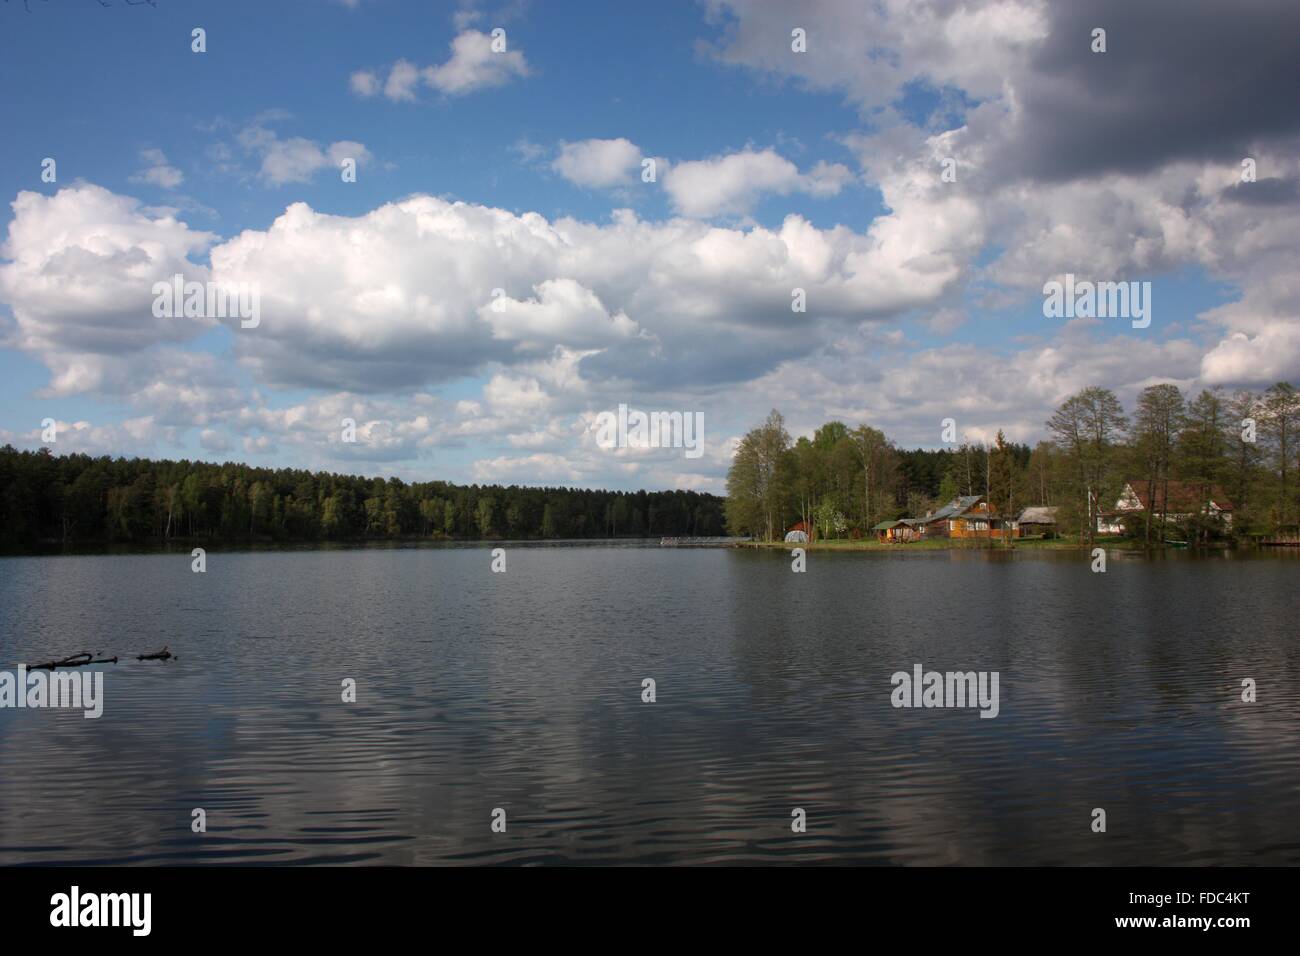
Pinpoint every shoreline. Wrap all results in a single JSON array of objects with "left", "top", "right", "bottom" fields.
[
  {"left": 731, "top": 536, "right": 1234, "bottom": 552},
  {"left": 3, "top": 535, "right": 1280, "bottom": 558}
]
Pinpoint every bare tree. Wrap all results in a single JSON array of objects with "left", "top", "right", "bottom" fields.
[
  {"left": 849, "top": 424, "right": 890, "bottom": 528},
  {"left": 1132, "top": 384, "right": 1185, "bottom": 546},
  {"left": 1261, "top": 382, "right": 1300, "bottom": 531},
  {"left": 1225, "top": 389, "right": 1262, "bottom": 525},
  {"left": 1046, "top": 387, "right": 1128, "bottom": 547}
]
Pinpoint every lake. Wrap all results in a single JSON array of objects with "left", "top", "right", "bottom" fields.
[{"left": 1, "top": 543, "right": 1297, "bottom": 865}]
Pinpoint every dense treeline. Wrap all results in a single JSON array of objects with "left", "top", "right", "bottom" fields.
[
  {"left": 727, "top": 381, "right": 1300, "bottom": 544},
  {"left": 724, "top": 414, "right": 1031, "bottom": 540},
  {"left": 0, "top": 446, "right": 725, "bottom": 548}
]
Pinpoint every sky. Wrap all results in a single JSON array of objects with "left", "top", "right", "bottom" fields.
[{"left": 0, "top": 0, "right": 1297, "bottom": 493}]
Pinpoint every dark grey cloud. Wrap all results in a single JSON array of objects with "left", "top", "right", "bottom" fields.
[
  {"left": 1221, "top": 176, "right": 1299, "bottom": 205},
  {"left": 233, "top": 328, "right": 509, "bottom": 394},
  {"left": 1007, "top": 0, "right": 1300, "bottom": 181}
]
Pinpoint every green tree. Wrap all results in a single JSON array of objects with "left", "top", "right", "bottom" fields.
[
  {"left": 476, "top": 496, "right": 496, "bottom": 537},
  {"left": 987, "top": 430, "right": 1028, "bottom": 544},
  {"left": 725, "top": 410, "right": 791, "bottom": 541}
]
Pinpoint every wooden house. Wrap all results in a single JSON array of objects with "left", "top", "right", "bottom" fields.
[
  {"left": 1016, "top": 506, "right": 1059, "bottom": 536},
  {"left": 916, "top": 495, "right": 1016, "bottom": 539},
  {"left": 871, "top": 519, "right": 921, "bottom": 542}
]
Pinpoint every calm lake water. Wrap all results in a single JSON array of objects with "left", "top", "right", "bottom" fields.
[{"left": 1, "top": 543, "right": 1297, "bottom": 865}]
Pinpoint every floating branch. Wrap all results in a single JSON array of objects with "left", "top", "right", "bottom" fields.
[
  {"left": 6, "top": 0, "right": 157, "bottom": 10},
  {"left": 136, "top": 646, "right": 174, "bottom": 661},
  {"left": 27, "top": 652, "right": 118, "bottom": 670}
]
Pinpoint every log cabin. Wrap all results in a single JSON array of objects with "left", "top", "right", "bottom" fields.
[{"left": 916, "top": 495, "right": 1016, "bottom": 539}]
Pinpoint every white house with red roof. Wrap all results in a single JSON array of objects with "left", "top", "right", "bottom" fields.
[{"left": 1097, "top": 480, "right": 1235, "bottom": 534}]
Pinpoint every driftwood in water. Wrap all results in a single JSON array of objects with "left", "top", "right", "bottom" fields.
[
  {"left": 27, "top": 652, "right": 118, "bottom": 670},
  {"left": 25, "top": 646, "right": 177, "bottom": 667}
]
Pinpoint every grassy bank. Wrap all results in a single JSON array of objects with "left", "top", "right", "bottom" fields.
[{"left": 735, "top": 535, "right": 1161, "bottom": 552}]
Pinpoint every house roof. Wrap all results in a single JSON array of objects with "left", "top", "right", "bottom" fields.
[
  {"left": 1123, "top": 480, "right": 1235, "bottom": 512},
  {"left": 1018, "top": 506, "right": 1059, "bottom": 523},
  {"left": 921, "top": 495, "right": 984, "bottom": 523},
  {"left": 871, "top": 520, "right": 905, "bottom": 530}
]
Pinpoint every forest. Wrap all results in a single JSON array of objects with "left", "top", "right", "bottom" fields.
[
  {"left": 726, "top": 382, "right": 1300, "bottom": 545},
  {"left": 6, "top": 380, "right": 1297, "bottom": 551},
  {"left": 0, "top": 446, "right": 726, "bottom": 549}
]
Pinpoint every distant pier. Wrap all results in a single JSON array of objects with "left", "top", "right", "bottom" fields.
[{"left": 659, "top": 536, "right": 749, "bottom": 547}]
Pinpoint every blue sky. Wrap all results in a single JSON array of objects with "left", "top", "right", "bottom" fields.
[
  {"left": 0, "top": 1, "right": 877, "bottom": 231},
  {"left": 1, "top": 0, "right": 1296, "bottom": 491}
]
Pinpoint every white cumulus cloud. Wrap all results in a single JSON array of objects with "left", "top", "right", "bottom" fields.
[
  {"left": 551, "top": 138, "right": 644, "bottom": 188},
  {"left": 353, "top": 29, "right": 530, "bottom": 102},
  {"left": 662, "top": 148, "right": 853, "bottom": 217}
]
